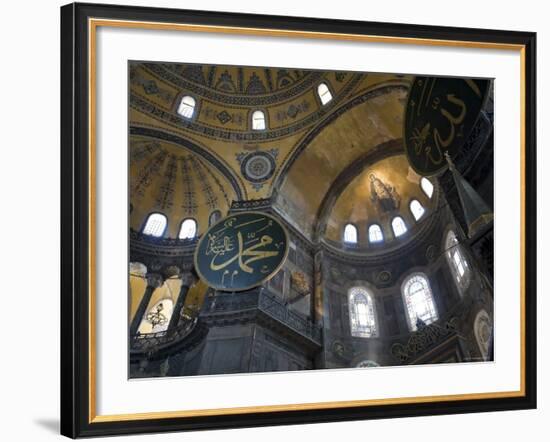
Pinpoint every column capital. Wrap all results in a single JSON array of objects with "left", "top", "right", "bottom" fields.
[
  {"left": 180, "top": 271, "right": 198, "bottom": 288},
  {"left": 146, "top": 273, "right": 164, "bottom": 289}
]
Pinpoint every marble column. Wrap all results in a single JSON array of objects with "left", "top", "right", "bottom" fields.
[
  {"left": 129, "top": 273, "right": 164, "bottom": 338},
  {"left": 167, "top": 271, "right": 198, "bottom": 333}
]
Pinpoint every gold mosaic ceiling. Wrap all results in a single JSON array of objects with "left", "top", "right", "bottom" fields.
[
  {"left": 129, "top": 62, "right": 414, "bottom": 240},
  {"left": 324, "top": 155, "right": 435, "bottom": 245}
]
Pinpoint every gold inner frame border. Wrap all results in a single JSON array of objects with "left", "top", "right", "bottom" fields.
[{"left": 88, "top": 17, "right": 527, "bottom": 424}]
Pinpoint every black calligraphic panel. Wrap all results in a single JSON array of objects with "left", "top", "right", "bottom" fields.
[
  {"left": 404, "top": 77, "right": 490, "bottom": 175},
  {"left": 194, "top": 212, "right": 288, "bottom": 291}
]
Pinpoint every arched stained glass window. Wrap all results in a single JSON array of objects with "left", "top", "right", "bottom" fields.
[
  {"left": 421, "top": 177, "right": 434, "bottom": 198},
  {"left": 343, "top": 223, "right": 358, "bottom": 244},
  {"left": 402, "top": 273, "right": 438, "bottom": 331},
  {"left": 179, "top": 218, "right": 197, "bottom": 239},
  {"left": 391, "top": 216, "right": 407, "bottom": 237},
  {"left": 177, "top": 95, "right": 196, "bottom": 119},
  {"left": 356, "top": 360, "right": 380, "bottom": 368},
  {"left": 368, "top": 224, "right": 384, "bottom": 243},
  {"left": 209, "top": 210, "right": 222, "bottom": 226},
  {"left": 317, "top": 82, "right": 333, "bottom": 105},
  {"left": 252, "top": 110, "right": 266, "bottom": 130},
  {"left": 410, "top": 199, "right": 425, "bottom": 221},
  {"left": 445, "top": 230, "right": 470, "bottom": 293},
  {"left": 348, "top": 287, "right": 377, "bottom": 338},
  {"left": 142, "top": 213, "right": 167, "bottom": 237}
]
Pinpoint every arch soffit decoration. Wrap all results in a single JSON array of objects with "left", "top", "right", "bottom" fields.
[
  {"left": 272, "top": 84, "right": 409, "bottom": 191},
  {"left": 272, "top": 84, "right": 408, "bottom": 239}
]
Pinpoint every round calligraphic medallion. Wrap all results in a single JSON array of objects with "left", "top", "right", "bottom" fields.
[
  {"left": 240, "top": 151, "right": 276, "bottom": 183},
  {"left": 194, "top": 211, "right": 289, "bottom": 292},
  {"left": 404, "top": 77, "right": 490, "bottom": 176}
]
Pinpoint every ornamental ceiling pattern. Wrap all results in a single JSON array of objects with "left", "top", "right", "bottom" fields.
[
  {"left": 130, "top": 136, "right": 237, "bottom": 238},
  {"left": 129, "top": 61, "right": 413, "bottom": 241}
]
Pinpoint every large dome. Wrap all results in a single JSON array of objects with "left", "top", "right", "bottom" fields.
[
  {"left": 129, "top": 61, "right": 411, "bottom": 238},
  {"left": 127, "top": 61, "right": 495, "bottom": 381}
]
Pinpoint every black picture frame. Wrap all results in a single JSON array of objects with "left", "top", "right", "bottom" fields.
[{"left": 61, "top": 2, "right": 537, "bottom": 438}]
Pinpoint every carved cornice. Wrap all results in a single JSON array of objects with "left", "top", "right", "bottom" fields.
[
  {"left": 201, "top": 288, "right": 322, "bottom": 348},
  {"left": 144, "top": 63, "right": 325, "bottom": 107},
  {"left": 130, "top": 228, "right": 197, "bottom": 257},
  {"left": 391, "top": 317, "right": 460, "bottom": 363},
  {"left": 230, "top": 198, "right": 273, "bottom": 213},
  {"left": 130, "top": 316, "right": 208, "bottom": 358},
  {"left": 135, "top": 64, "right": 363, "bottom": 142}
]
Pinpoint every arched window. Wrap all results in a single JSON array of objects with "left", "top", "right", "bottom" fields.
[
  {"left": 348, "top": 287, "right": 377, "bottom": 337},
  {"left": 317, "top": 82, "right": 333, "bottom": 105},
  {"left": 142, "top": 213, "right": 167, "bottom": 237},
  {"left": 179, "top": 218, "right": 197, "bottom": 239},
  {"left": 445, "top": 230, "right": 470, "bottom": 292},
  {"left": 251, "top": 110, "right": 266, "bottom": 130},
  {"left": 420, "top": 177, "right": 434, "bottom": 198},
  {"left": 138, "top": 299, "right": 174, "bottom": 334},
  {"left": 402, "top": 273, "right": 438, "bottom": 331},
  {"left": 474, "top": 309, "right": 492, "bottom": 361},
  {"left": 410, "top": 199, "right": 425, "bottom": 221},
  {"left": 391, "top": 216, "right": 407, "bottom": 237},
  {"left": 368, "top": 224, "right": 384, "bottom": 243},
  {"left": 209, "top": 210, "right": 222, "bottom": 226},
  {"left": 343, "top": 223, "right": 358, "bottom": 244},
  {"left": 177, "top": 95, "right": 196, "bottom": 119},
  {"left": 356, "top": 360, "right": 380, "bottom": 368}
]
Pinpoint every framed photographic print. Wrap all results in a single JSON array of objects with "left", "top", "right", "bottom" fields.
[{"left": 60, "top": 2, "right": 537, "bottom": 438}]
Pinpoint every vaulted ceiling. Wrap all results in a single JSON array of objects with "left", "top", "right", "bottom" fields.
[
  {"left": 129, "top": 61, "right": 415, "bottom": 242},
  {"left": 324, "top": 154, "right": 435, "bottom": 245}
]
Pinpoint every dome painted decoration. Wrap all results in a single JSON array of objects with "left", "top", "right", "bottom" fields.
[
  {"left": 369, "top": 173, "right": 401, "bottom": 213},
  {"left": 129, "top": 60, "right": 413, "bottom": 238},
  {"left": 325, "top": 154, "right": 435, "bottom": 247}
]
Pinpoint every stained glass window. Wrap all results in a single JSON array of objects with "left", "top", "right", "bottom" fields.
[
  {"left": 410, "top": 199, "right": 425, "bottom": 221},
  {"left": 368, "top": 224, "right": 384, "bottom": 243},
  {"left": 344, "top": 223, "right": 358, "bottom": 244},
  {"left": 179, "top": 218, "right": 197, "bottom": 239},
  {"left": 421, "top": 177, "right": 434, "bottom": 198},
  {"left": 177, "top": 95, "right": 196, "bottom": 119},
  {"left": 445, "top": 230, "right": 470, "bottom": 292},
  {"left": 349, "top": 287, "right": 377, "bottom": 337},
  {"left": 402, "top": 273, "right": 438, "bottom": 331},
  {"left": 392, "top": 216, "right": 407, "bottom": 237},
  {"left": 356, "top": 360, "right": 380, "bottom": 368},
  {"left": 252, "top": 110, "right": 266, "bottom": 130},
  {"left": 317, "top": 82, "right": 333, "bottom": 105},
  {"left": 142, "top": 213, "right": 167, "bottom": 237}
]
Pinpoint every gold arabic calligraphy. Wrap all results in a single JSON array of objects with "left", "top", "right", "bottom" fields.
[
  {"left": 204, "top": 217, "right": 283, "bottom": 286},
  {"left": 409, "top": 78, "right": 482, "bottom": 168}
]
